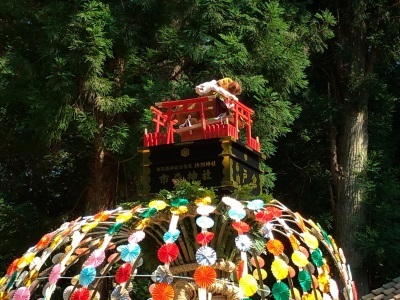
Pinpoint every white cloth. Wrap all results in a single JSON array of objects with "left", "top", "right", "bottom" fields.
[{"left": 195, "top": 80, "right": 238, "bottom": 101}]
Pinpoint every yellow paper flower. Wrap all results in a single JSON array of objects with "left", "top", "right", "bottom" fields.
[
  {"left": 82, "top": 221, "right": 99, "bottom": 233},
  {"left": 170, "top": 206, "right": 188, "bottom": 215},
  {"left": 135, "top": 218, "right": 150, "bottom": 230},
  {"left": 291, "top": 250, "right": 308, "bottom": 267},
  {"left": 0, "top": 291, "right": 9, "bottom": 300},
  {"left": 116, "top": 212, "right": 133, "bottom": 223},
  {"left": 302, "top": 232, "right": 319, "bottom": 249},
  {"left": 23, "top": 269, "right": 38, "bottom": 286},
  {"left": 289, "top": 234, "right": 300, "bottom": 250},
  {"left": 252, "top": 268, "right": 267, "bottom": 280},
  {"left": 271, "top": 258, "right": 289, "bottom": 280},
  {"left": 50, "top": 234, "right": 63, "bottom": 249},
  {"left": 0, "top": 277, "right": 6, "bottom": 286},
  {"left": 195, "top": 196, "right": 212, "bottom": 206},
  {"left": 239, "top": 274, "right": 258, "bottom": 296},
  {"left": 149, "top": 200, "right": 167, "bottom": 211}
]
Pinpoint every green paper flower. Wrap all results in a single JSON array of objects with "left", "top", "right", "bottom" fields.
[
  {"left": 311, "top": 248, "right": 324, "bottom": 267},
  {"left": 171, "top": 198, "right": 189, "bottom": 207},
  {"left": 107, "top": 222, "right": 123, "bottom": 235},
  {"left": 272, "top": 282, "right": 290, "bottom": 300},
  {"left": 298, "top": 270, "right": 312, "bottom": 291},
  {"left": 140, "top": 207, "right": 157, "bottom": 218},
  {"left": 318, "top": 223, "right": 332, "bottom": 246}
]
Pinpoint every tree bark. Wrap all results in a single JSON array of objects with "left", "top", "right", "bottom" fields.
[
  {"left": 334, "top": 108, "right": 369, "bottom": 295},
  {"left": 86, "top": 112, "right": 118, "bottom": 214}
]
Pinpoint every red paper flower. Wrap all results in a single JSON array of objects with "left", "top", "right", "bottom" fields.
[
  {"left": 36, "top": 233, "right": 51, "bottom": 250},
  {"left": 115, "top": 263, "right": 132, "bottom": 284},
  {"left": 266, "top": 206, "right": 282, "bottom": 218},
  {"left": 194, "top": 266, "right": 216, "bottom": 288},
  {"left": 71, "top": 287, "right": 90, "bottom": 300},
  {"left": 196, "top": 232, "right": 214, "bottom": 246},
  {"left": 151, "top": 283, "right": 175, "bottom": 300},
  {"left": 232, "top": 221, "right": 250, "bottom": 234},
  {"left": 237, "top": 260, "right": 245, "bottom": 280},
  {"left": 157, "top": 243, "right": 179, "bottom": 263},
  {"left": 255, "top": 211, "right": 273, "bottom": 223},
  {"left": 7, "top": 258, "right": 19, "bottom": 276}
]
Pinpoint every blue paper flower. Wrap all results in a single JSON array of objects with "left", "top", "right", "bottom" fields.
[
  {"left": 79, "top": 266, "right": 96, "bottom": 286},
  {"left": 228, "top": 207, "right": 246, "bottom": 220},
  {"left": 118, "top": 243, "right": 141, "bottom": 262},
  {"left": 196, "top": 216, "right": 214, "bottom": 229},
  {"left": 163, "top": 229, "right": 180, "bottom": 243},
  {"left": 247, "top": 199, "right": 264, "bottom": 210}
]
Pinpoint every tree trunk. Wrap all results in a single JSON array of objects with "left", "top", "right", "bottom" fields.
[
  {"left": 86, "top": 113, "right": 118, "bottom": 214},
  {"left": 334, "top": 108, "right": 369, "bottom": 295}
]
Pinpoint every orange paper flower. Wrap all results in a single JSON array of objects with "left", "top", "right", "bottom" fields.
[
  {"left": 151, "top": 283, "right": 175, "bottom": 300},
  {"left": 266, "top": 239, "right": 284, "bottom": 256},
  {"left": 194, "top": 266, "right": 216, "bottom": 288}
]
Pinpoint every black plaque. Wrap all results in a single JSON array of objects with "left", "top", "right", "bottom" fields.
[{"left": 138, "top": 137, "right": 264, "bottom": 194}]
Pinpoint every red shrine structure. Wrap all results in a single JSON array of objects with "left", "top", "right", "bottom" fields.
[
  {"left": 143, "top": 96, "right": 260, "bottom": 152},
  {"left": 139, "top": 95, "right": 264, "bottom": 194}
]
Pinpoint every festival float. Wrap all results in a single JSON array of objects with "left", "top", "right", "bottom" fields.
[{"left": 0, "top": 86, "right": 357, "bottom": 300}]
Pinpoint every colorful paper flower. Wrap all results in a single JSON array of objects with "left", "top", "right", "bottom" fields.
[
  {"left": 163, "top": 229, "right": 180, "bottom": 243},
  {"left": 79, "top": 266, "right": 96, "bottom": 286},
  {"left": 128, "top": 231, "right": 145, "bottom": 244},
  {"left": 221, "top": 196, "right": 243, "bottom": 208},
  {"left": 266, "top": 239, "right": 284, "bottom": 256},
  {"left": 118, "top": 244, "right": 141, "bottom": 263},
  {"left": 140, "top": 207, "right": 157, "bottom": 218},
  {"left": 71, "top": 287, "right": 90, "bottom": 300},
  {"left": 271, "top": 258, "right": 289, "bottom": 280},
  {"left": 115, "top": 263, "right": 132, "bottom": 284},
  {"left": 107, "top": 222, "right": 123, "bottom": 235},
  {"left": 246, "top": 199, "right": 264, "bottom": 210},
  {"left": 49, "top": 264, "right": 62, "bottom": 284},
  {"left": 151, "top": 283, "right": 175, "bottom": 300},
  {"left": 157, "top": 243, "right": 179, "bottom": 263},
  {"left": 232, "top": 221, "right": 250, "bottom": 234},
  {"left": 36, "top": 233, "right": 51, "bottom": 250},
  {"left": 195, "top": 196, "right": 212, "bottom": 206},
  {"left": 111, "top": 286, "right": 130, "bottom": 300},
  {"left": 94, "top": 211, "right": 111, "bottom": 221},
  {"left": 84, "top": 249, "right": 105, "bottom": 267},
  {"left": 239, "top": 274, "right": 258, "bottom": 297},
  {"left": 116, "top": 212, "right": 133, "bottom": 223},
  {"left": 311, "top": 248, "right": 324, "bottom": 267},
  {"left": 195, "top": 216, "right": 214, "bottom": 229},
  {"left": 152, "top": 265, "right": 173, "bottom": 284},
  {"left": 250, "top": 256, "right": 265, "bottom": 268},
  {"left": 196, "top": 232, "right": 214, "bottom": 246},
  {"left": 291, "top": 250, "right": 308, "bottom": 267},
  {"left": 253, "top": 268, "right": 267, "bottom": 280},
  {"left": 171, "top": 198, "right": 188, "bottom": 207},
  {"left": 298, "top": 270, "right": 312, "bottom": 291},
  {"left": 303, "top": 232, "right": 319, "bottom": 249},
  {"left": 228, "top": 207, "right": 246, "bottom": 220},
  {"left": 195, "top": 246, "right": 217, "bottom": 266},
  {"left": 196, "top": 205, "right": 215, "bottom": 216},
  {"left": 272, "top": 282, "right": 290, "bottom": 300},
  {"left": 149, "top": 200, "right": 167, "bottom": 211},
  {"left": 12, "top": 287, "right": 30, "bottom": 300},
  {"left": 235, "top": 235, "right": 252, "bottom": 251},
  {"left": 194, "top": 266, "right": 216, "bottom": 288}
]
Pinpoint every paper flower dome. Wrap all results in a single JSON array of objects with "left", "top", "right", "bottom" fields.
[{"left": 0, "top": 198, "right": 356, "bottom": 300}]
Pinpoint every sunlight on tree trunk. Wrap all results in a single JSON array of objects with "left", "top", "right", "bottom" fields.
[{"left": 335, "top": 109, "right": 369, "bottom": 295}]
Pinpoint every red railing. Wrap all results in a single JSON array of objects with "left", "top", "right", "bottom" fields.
[{"left": 143, "top": 96, "right": 260, "bottom": 152}]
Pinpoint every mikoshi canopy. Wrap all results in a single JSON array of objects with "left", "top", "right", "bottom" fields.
[{"left": 0, "top": 197, "right": 356, "bottom": 300}]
